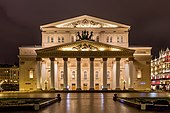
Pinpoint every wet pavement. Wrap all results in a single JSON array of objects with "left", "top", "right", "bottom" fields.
[{"left": 0, "top": 92, "right": 170, "bottom": 113}]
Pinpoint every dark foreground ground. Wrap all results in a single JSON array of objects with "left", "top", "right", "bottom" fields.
[{"left": 0, "top": 92, "right": 170, "bottom": 113}]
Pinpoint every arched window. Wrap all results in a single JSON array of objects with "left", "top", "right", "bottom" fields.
[
  {"left": 137, "top": 69, "right": 142, "bottom": 78},
  {"left": 106, "top": 36, "right": 109, "bottom": 42},
  {"left": 72, "top": 71, "right": 75, "bottom": 79},
  {"left": 95, "top": 71, "right": 99, "bottom": 79},
  {"left": 51, "top": 37, "right": 54, "bottom": 42},
  {"left": 61, "top": 71, "right": 64, "bottom": 79},
  {"left": 96, "top": 36, "right": 99, "bottom": 42},
  {"left": 84, "top": 71, "right": 87, "bottom": 80},
  {"left": 110, "top": 37, "right": 112, "bottom": 42},
  {"left": 107, "top": 71, "right": 110, "bottom": 79},
  {"left": 71, "top": 36, "right": 74, "bottom": 42},
  {"left": 58, "top": 37, "right": 60, "bottom": 43},
  {"left": 29, "top": 69, "right": 34, "bottom": 79},
  {"left": 62, "top": 37, "right": 64, "bottom": 43}
]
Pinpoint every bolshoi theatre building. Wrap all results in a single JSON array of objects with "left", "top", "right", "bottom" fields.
[{"left": 19, "top": 15, "right": 151, "bottom": 91}]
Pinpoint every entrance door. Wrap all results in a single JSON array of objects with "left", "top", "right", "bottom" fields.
[
  {"left": 107, "top": 84, "right": 110, "bottom": 89},
  {"left": 83, "top": 83, "right": 88, "bottom": 90},
  {"left": 60, "top": 84, "right": 64, "bottom": 90},
  {"left": 72, "top": 84, "right": 76, "bottom": 90},
  {"left": 95, "top": 83, "right": 99, "bottom": 90},
  {"left": 44, "top": 81, "right": 48, "bottom": 90}
]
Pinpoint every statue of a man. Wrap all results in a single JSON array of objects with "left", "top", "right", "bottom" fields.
[
  {"left": 89, "top": 31, "right": 93, "bottom": 39},
  {"left": 77, "top": 32, "right": 81, "bottom": 40}
]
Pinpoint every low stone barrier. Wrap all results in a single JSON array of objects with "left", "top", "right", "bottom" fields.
[
  {"left": 117, "top": 97, "right": 170, "bottom": 111},
  {"left": 0, "top": 97, "right": 60, "bottom": 111}
]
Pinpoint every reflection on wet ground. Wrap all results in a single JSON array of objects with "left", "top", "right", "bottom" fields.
[{"left": 0, "top": 92, "right": 170, "bottom": 113}]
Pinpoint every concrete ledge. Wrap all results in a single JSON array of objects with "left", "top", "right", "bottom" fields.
[
  {"left": 102, "top": 88, "right": 107, "bottom": 91},
  {"left": 76, "top": 88, "right": 82, "bottom": 91},
  {"left": 0, "top": 97, "right": 59, "bottom": 111},
  {"left": 63, "top": 88, "right": 68, "bottom": 91},
  {"left": 32, "top": 90, "right": 141, "bottom": 93},
  {"left": 89, "top": 88, "right": 94, "bottom": 91},
  {"left": 118, "top": 97, "right": 170, "bottom": 111}
]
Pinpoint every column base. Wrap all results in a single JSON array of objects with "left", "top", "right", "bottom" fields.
[
  {"left": 50, "top": 88, "right": 56, "bottom": 91},
  {"left": 89, "top": 88, "right": 94, "bottom": 91},
  {"left": 115, "top": 88, "right": 121, "bottom": 90},
  {"left": 63, "top": 88, "right": 69, "bottom": 91},
  {"left": 102, "top": 88, "right": 108, "bottom": 91},
  {"left": 128, "top": 88, "right": 134, "bottom": 90},
  {"left": 76, "top": 88, "right": 81, "bottom": 91}
]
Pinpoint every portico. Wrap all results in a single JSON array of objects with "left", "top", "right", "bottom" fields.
[{"left": 36, "top": 40, "right": 135, "bottom": 90}]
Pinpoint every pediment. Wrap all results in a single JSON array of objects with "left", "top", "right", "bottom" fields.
[
  {"left": 36, "top": 40, "right": 135, "bottom": 56},
  {"left": 40, "top": 15, "right": 130, "bottom": 29}
]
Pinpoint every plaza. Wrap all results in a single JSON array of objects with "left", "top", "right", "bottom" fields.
[{"left": 0, "top": 92, "right": 169, "bottom": 113}]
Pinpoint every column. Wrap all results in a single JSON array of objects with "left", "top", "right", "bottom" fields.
[
  {"left": 102, "top": 58, "right": 107, "bottom": 90},
  {"left": 115, "top": 58, "right": 121, "bottom": 90},
  {"left": 128, "top": 57, "right": 134, "bottom": 90},
  {"left": 41, "top": 61, "right": 46, "bottom": 90},
  {"left": 63, "top": 58, "right": 68, "bottom": 91},
  {"left": 76, "top": 58, "right": 81, "bottom": 90},
  {"left": 55, "top": 61, "right": 58, "bottom": 90},
  {"left": 112, "top": 60, "right": 116, "bottom": 89},
  {"left": 89, "top": 58, "right": 94, "bottom": 90},
  {"left": 36, "top": 57, "right": 42, "bottom": 90},
  {"left": 50, "top": 57, "right": 55, "bottom": 90},
  {"left": 124, "top": 61, "right": 129, "bottom": 90}
]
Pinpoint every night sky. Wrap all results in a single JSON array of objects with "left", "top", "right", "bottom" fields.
[{"left": 0, "top": 0, "right": 170, "bottom": 64}]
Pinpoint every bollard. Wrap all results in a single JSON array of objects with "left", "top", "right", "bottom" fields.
[
  {"left": 57, "top": 94, "right": 61, "bottom": 102},
  {"left": 34, "top": 103, "right": 40, "bottom": 110},
  {"left": 113, "top": 93, "right": 118, "bottom": 101},
  {"left": 141, "top": 104, "right": 146, "bottom": 110}
]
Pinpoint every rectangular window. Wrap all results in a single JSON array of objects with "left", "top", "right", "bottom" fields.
[
  {"left": 110, "top": 37, "right": 112, "bottom": 42},
  {"left": 47, "top": 37, "right": 50, "bottom": 42},
  {"left": 106, "top": 37, "right": 109, "bottom": 43},
  {"left": 61, "top": 71, "right": 64, "bottom": 79},
  {"left": 62, "top": 37, "right": 64, "bottom": 43},
  {"left": 96, "top": 36, "right": 99, "bottom": 42},
  {"left": 117, "top": 37, "right": 120, "bottom": 43},
  {"left": 84, "top": 71, "right": 87, "bottom": 80},
  {"left": 58, "top": 37, "right": 60, "bottom": 43},
  {"left": 13, "top": 71, "right": 16, "bottom": 76},
  {"left": 107, "top": 71, "right": 110, "bottom": 79},
  {"left": 29, "top": 70, "right": 34, "bottom": 78},
  {"left": 121, "top": 36, "right": 123, "bottom": 42},
  {"left": 71, "top": 36, "right": 74, "bottom": 42},
  {"left": 51, "top": 37, "right": 54, "bottom": 42},
  {"left": 72, "top": 71, "right": 75, "bottom": 79}
]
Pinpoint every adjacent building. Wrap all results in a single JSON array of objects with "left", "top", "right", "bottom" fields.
[
  {"left": 0, "top": 64, "right": 19, "bottom": 91},
  {"left": 151, "top": 48, "right": 170, "bottom": 91},
  {"left": 19, "top": 15, "right": 151, "bottom": 91}
]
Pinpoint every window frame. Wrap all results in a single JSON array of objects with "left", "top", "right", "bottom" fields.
[{"left": 58, "top": 37, "right": 60, "bottom": 43}]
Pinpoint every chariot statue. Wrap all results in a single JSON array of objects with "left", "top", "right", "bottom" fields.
[{"left": 77, "top": 30, "right": 93, "bottom": 41}]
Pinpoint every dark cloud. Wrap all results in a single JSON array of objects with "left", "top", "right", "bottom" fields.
[{"left": 0, "top": 0, "right": 170, "bottom": 64}]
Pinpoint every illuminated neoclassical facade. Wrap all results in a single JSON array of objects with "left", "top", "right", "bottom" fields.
[{"left": 19, "top": 15, "right": 151, "bottom": 91}]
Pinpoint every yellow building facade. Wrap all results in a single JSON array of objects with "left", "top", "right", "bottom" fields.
[{"left": 19, "top": 15, "right": 151, "bottom": 91}]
